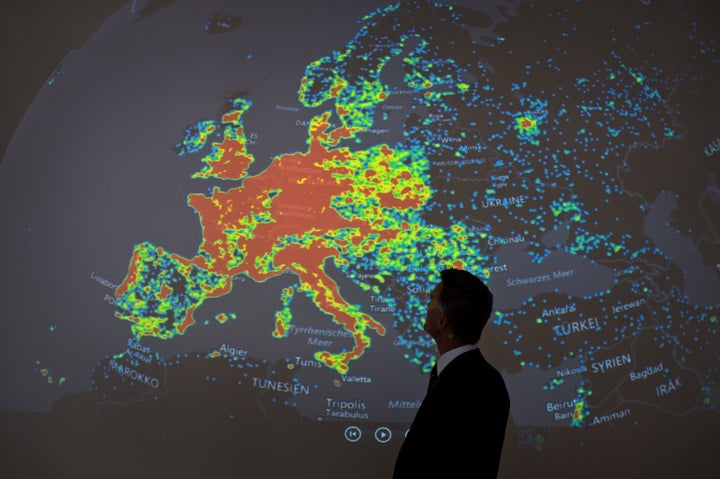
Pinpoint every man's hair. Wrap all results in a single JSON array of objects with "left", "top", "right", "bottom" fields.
[{"left": 438, "top": 268, "right": 493, "bottom": 344}]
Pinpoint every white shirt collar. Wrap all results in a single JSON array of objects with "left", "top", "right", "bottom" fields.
[{"left": 436, "top": 344, "right": 478, "bottom": 375}]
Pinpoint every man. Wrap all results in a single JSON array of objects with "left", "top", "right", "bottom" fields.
[{"left": 394, "top": 268, "right": 510, "bottom": 478}]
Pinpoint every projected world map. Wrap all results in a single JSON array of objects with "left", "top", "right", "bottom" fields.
[{"left": 1, "top": 0, "right": 719, "bottom": 476}]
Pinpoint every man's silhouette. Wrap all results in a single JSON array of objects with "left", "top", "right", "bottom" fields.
[{"left": 394, "top": 268, "right": 510, "bottom": 478}]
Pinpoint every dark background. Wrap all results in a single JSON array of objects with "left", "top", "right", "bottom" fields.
[{"left": 0, "top": 0, "right": 127, "bottom": 163}]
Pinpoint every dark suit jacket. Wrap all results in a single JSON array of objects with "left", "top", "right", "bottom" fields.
[{"left": 393, "top": 348, "right": 510, "bottom": 478}]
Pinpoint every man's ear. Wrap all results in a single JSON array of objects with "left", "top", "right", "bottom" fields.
[{"left": 437, "top": 311, "right": 450, "bottom": 330}]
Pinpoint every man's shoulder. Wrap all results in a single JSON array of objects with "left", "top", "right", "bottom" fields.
[{"left": 431, "top": 349, "right": 510, "bottom": 414}]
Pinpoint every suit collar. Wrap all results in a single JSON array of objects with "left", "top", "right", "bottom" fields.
[{"left": 436, "top": 344, "right": 478, "bottom": 375}]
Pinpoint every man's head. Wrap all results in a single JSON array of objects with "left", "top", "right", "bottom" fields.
[{"left": 423, "top": 268, "right": 493, "bottom": 346}]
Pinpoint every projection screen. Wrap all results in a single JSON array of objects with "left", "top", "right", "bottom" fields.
[{"left": 1, "top": 1, "right": 719, "bottom": 478}]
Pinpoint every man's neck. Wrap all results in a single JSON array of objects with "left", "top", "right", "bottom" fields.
[{"left": 436, "top": 337, "right": 471, "bottom": 356}]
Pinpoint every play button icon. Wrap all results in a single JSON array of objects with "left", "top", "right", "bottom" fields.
[{"left": 374, "top": 426, "right": 392, "bottom": 443}]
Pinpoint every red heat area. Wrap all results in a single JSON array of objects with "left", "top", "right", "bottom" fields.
[
  {"left": 157, "top": 283, "right": 172, "bottom": 300},
  {"left": 177, "top": 306, "right": 196, "bottom": 334},
  {"left": 201, "top": 126, "right": 254, "bottom": 179},
  {"left": 189, "top": 113, "right": 410, "bottom": 278},
  {"left": 115, "top": 248, "right": 142, "bottom": 298},
  {"left": 184, "top": 113, "right": 410, "bottom": 369}
]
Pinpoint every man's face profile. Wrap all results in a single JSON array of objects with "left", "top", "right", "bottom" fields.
[{"left": 423, "top": 282, "right": 444, "bottom": 340}]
